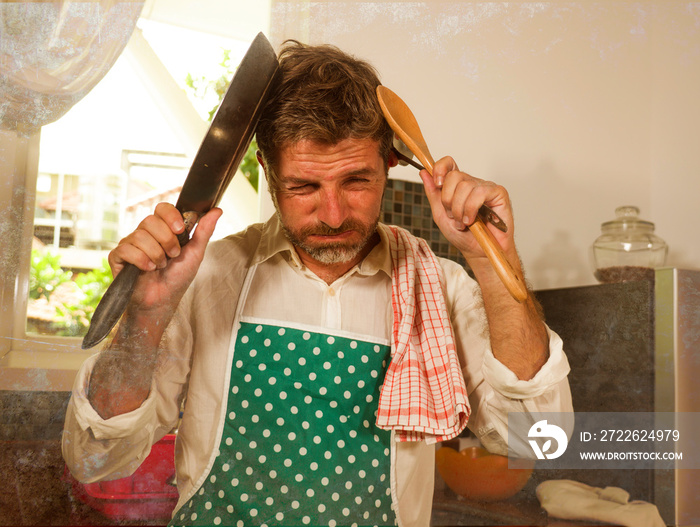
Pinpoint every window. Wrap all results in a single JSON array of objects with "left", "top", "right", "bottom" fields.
[
  {"left": 23, "top": 20, "right": 259, "bottom": 341},
  {"left": 1, "top": 14, "right": 268, "bottom": 385}
]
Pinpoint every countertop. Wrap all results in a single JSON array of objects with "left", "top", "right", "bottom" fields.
[
  {"left": 431, "top": 472, "right": 625, "bottom": 527},
  {"left": 0, "top": 439, "right": 165, "bottom": 526}
]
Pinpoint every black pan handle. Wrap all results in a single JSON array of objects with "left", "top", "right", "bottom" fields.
[{"left": 81, "top": 263, "right": 141, "bottom": 349}]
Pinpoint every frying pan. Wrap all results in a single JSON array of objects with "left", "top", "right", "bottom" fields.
[{"left": 82, "top": 32, "right": 280, "bottom": 349}]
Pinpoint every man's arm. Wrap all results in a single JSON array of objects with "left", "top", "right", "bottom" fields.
[
  {"left": 420, "top": 157, "right": 548, "bottom": 380},
  {"left": 87, "top": 204, "right": 222, "bottom": 418},
  {"left": 465, "top": 255, "right": 548, "bottom": 380}
]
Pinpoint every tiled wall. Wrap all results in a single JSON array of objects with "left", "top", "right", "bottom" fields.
[{"left": 381, "top": 179, "right": 466, "bottom": 267}]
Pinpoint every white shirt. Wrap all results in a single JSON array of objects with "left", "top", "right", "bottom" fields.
[{"left": 63, "top": 216, "right": 572, "bottom": 527}]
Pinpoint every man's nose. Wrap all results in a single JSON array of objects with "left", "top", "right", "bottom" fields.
[{"left": 317, "top": 188, "right": 348, "bottom": 229}]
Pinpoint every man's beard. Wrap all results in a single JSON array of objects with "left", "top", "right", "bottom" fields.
[{"left": 279, "top": 215, "right": 380, "bottom": 265}]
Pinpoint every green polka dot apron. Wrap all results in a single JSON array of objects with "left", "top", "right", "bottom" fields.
[{"left": 171, "top": 320, "right": 396, "bottom": 527}]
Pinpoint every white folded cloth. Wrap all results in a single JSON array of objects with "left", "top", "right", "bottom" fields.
[{"left": 536, "top": 479, "right": 666, "bottom": 527}]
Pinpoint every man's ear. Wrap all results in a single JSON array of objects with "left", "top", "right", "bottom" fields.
[
  {"left": 256, "top": 150, "right": 265, "bottom": 172},
  {"left": 387, "top": 149, "right": 399, "bottom": 169}
]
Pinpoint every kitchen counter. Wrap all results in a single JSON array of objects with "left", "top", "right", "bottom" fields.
[
  {"left": 0, "top": 390, "right": 164, "bottom": 525},
  {"left": 0, "top": 438, "right": 159, "bottom": 526},
  {"left": 431, "top": 475, "right": 624, "bottom": 527}
]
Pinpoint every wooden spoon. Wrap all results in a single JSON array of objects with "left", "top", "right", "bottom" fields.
[{"left": 377, "top": 85, "right": 528, "bottom": 303}]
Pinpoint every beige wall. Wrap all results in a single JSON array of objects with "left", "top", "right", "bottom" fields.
[{"left": 267, "top": 1, "right": 700, "bottom": 290}]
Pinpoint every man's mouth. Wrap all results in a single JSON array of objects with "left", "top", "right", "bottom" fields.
[
  {"left": 308, "top": 230, "right": 355, "bottom": 242},
  {"left": 301, "top": 222, "right": 364, "bottom": 243}
]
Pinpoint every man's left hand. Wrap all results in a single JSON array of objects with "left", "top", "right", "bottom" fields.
[{"left": 419, "top": 156, "right": 515, "bottom": 262}]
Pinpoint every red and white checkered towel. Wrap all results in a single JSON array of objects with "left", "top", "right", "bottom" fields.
[{"left": 376, "top": 224, "right": 470, "bottom": 443}]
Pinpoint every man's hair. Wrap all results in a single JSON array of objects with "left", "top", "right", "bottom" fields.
[{"left": 256, "top": 40, "right": 394, "bottom": 192}]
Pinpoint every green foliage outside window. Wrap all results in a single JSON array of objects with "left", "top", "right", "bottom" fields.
[
  {"left": 29, "top": 250, "right": 72, "bottom": 300},
  {"left": 28, "top": 249, "right": 112, "bottom": 337}
]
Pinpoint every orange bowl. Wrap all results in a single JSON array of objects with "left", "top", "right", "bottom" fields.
[{"left": 436, "top": 446, "right": 534, "bottom": 501}]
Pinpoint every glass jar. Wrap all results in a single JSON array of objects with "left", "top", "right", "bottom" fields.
[{"left": 592, "top": 206, "right": 668, "bottom": 283}]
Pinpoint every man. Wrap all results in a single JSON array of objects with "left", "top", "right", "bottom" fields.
[{"left": 63, "top": 41, "right": 572, "bottom": 527}]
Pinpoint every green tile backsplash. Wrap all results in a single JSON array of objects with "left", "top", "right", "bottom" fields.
[{"left": 382, "top": 179, "right": 466, "bottom": 266}]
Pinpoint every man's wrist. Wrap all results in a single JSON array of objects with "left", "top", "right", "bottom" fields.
[{"left": 465, "top": 252, "right": 526, "bottom": 297}]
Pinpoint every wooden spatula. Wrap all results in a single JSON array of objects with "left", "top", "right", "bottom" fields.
[{"left": 377, "top": 85, "right": 528, "bottom": 303}]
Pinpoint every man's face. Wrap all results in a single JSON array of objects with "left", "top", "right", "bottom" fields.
[{"left": 273, "top": 138, "right": 388, "bottom": 268}]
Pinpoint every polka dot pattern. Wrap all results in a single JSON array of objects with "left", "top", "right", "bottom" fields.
[{"left": 172, "top": 322, "right": 395, "bottom": 527}]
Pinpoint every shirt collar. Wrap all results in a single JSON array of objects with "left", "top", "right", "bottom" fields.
[
  {"left": 252, "top": 215, "right": 392, "bottom": 278},
  {"left": 251, "top": 214, "right": 303, "bottom": 268},
  {"left": 359, "top": 222, "right": 392, "bottom": 277}
]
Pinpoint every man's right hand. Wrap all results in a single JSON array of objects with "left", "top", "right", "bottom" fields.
[{"left": 108, "top": 203, "right": 223, "bottom": 315}]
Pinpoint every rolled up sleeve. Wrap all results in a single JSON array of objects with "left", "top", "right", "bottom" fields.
[
  {"left": 69, "top": 354, "right": 159, "bottom": 439},
  {"left": 62, "top": 354, "right": 163, "bottom": 483},
  {"left": 482, "top": 326, "right": 570, "bottom": 399}
]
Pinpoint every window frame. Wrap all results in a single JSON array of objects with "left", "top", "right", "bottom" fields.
[{"left": 0, "top": 130, "right": 91, "bottom": 391}]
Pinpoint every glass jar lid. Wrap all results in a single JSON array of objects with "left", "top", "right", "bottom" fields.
[{"left": 600, "top": 206, "right": 655, "bottom": 233}]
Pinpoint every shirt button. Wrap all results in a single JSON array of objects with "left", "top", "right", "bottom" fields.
[{"left": 328, "top": 287, "right": 336, "bottom": 296}]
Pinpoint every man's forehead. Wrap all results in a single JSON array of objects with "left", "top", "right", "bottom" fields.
[
  {"left": 282, "top": 137, "right": 382, "bottom": 156},
  {"left": 276, "top": 138, "right": 385, "bottom": 178}
]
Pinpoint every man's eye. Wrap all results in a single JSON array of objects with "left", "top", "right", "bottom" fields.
[
  {"left": 287, "top": 184, "right": 316, "bottom": 193},
  {"left": 346, "top": 177, "right": 369, "bottom": 185}
]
